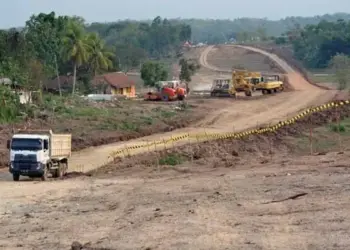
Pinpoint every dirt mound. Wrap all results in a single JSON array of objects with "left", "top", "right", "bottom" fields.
[
  {"left": 92, "top": 100, "right": 350, "bottom": 177},
  {"left": 246, "top": 43, "right": 332, "bottom": 90},
  {"left": 206, "top": 45, "right": 283, "bottom": 73}
]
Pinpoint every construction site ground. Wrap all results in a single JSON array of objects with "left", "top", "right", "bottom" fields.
[
  {"left": 0, "top": 45, "right": 346, "bottom": 249},
  {"left": 2, "top": 109, "right": 350, "bottom": 249}
]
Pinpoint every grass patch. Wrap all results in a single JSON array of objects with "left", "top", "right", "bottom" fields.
[
  {"left": 308, "top": 72, "right": 337, "bottom": 83},
  {"left": 159, "top": 153, "right": 185, "bottom": 166},
  {"left": 294, "top": 118, "right": 350, "bottom": 153},
  {"left": 0, "top": 93, "right": 200, "bottom": 152}
]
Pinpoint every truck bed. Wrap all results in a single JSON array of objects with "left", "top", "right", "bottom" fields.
[{"left": 51, "top": 134, "right": 72, "bottom": 159}]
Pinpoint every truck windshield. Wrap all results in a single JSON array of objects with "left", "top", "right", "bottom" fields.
[{"left": 11, "top": 139, "right": 43, "bottom": 151}]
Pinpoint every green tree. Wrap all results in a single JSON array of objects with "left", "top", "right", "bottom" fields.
[
  {"left": 25, "top": 12, "right": 70, "bottom": 95},
  {"left": 291, "top": 19, "right": 350, "bottom": 68},
  {"left": 140, "top": 61, "right": 168, "bottom": 88},
  {"left": 0, "top": 85, "right": 21, "bottom": 123},
  {"left": 330, "top": 53, "right": 350, "bottom": 90},
  {"left": 0, "top": 58, "right": 29, "bottom": 87},
  {"left": 179, "top": 58, "right": 200, "bottom": 92},
  {"left": 62, "top": 19, "right": 91, "bottom": 94},
  {"left": 87, "top": 33, "right": 114, "bottom": 76}
]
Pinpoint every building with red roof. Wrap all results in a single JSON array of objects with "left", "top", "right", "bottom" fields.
[{"left": 93, "top": 72, "right": 136, "bottom": 98}]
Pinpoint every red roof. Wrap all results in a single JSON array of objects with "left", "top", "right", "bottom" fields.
[{"left": 93, "top": 72, "right": 135, "bottom": 88}]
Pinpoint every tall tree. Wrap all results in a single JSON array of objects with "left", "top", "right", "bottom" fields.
[
  {"left": 62, "top": 19, "right": 90, "bottom": 94},
  {"left": 140, "top": 61, "right": 168, "bottom": 88},
  {"left": 87, "top": 33, "right": 114, "bottom": 76},
  {"left": 179, "top": 58, "right": 200, "bottom": 92},
  {"left": 25, "top": 12, "right": 70, "bottom": 95}
]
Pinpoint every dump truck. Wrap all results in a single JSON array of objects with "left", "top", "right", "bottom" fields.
[
  {"left": 256, "top": 74, "right": 284, "bottom": 94},
  {"left": 7, "top": 130, "right": 72, "bottom": 181}
]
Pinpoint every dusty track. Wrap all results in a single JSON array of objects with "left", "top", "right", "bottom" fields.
[{"left": 0, "top": 45, "right": 336, "bottom": 177}]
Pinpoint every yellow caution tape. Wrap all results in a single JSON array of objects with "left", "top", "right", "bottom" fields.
[{"left": 109, "top": 100, "right": 350, "bottom": 158}]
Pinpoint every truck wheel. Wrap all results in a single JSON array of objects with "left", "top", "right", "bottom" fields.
[
  {"left": 13, "top": 174, "right": 20, "bottom": 181},
  {"left": 57, "top": 164, "right": 64, "bottom": 178},
  {"left": 41, "top": 166, "right": 48, "bottom": 181},
  {"left": 62, "top": 163, "right": 68, "bottom": 176},
  {"left": 274, "top": 88, "right": 277, "bottom": 93}
]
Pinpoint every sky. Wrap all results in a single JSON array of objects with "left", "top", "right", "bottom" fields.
[{"left": 1, "top": 0, "right": 350, "bottom": 28}]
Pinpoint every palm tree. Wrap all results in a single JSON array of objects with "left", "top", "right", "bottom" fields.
[
  {"left": 62, "top": 19, "right": 90, "bottom": 94},
  {"left": 87, "top": 33, "right": 114, "bottom": 76}
]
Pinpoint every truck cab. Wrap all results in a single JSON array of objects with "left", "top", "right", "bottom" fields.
[{"left": 7, "top": 130, "right": 71, "bottom": 181}]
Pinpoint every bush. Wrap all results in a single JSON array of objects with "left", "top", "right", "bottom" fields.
[
  {"left": 330, "top": 123, "right": 346, "bottom": 132},
  {"left": 0, "top": 86, "right": 21, "bottom": 123},
  {"left": 159, "top": 153, "right": 184, "bottom": 166}
]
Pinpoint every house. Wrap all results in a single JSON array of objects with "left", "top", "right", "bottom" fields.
[
  {"left": 44, "top": 75, "right": 74, "bottom": 93},
  {"left": 93, "top": 72, "right": 136, "bottom": 98},
  {"left": 0, "top": 77, "right": 32, "bottom": 104}
]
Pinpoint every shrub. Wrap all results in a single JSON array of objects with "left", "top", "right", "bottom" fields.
[
  {"left": 0, "top": 86, "right": 21, "bottom": 123},
  {"left": 159, "top": 153, "right": 184, "bottom": 166},
  {"left": 330, "top": 123, "right": 346, "bottom": 132}
]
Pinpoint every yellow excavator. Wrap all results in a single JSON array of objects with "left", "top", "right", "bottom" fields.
[{"left": 210, "top": 70, "right": 284, "bottom": 97}]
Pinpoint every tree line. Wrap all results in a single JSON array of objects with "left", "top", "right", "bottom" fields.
[
  {"left": 0, "top": 13, "right": 191, "bottom": 94},
  {"left": 273, "top": 18, "right": 350, "bottom": 90},
  {"left": 282, "top": 19, "right": 350, "bottom": 69},
  {"left": 87, "top": 17, "right": 191, "bottom": 70},
  {"left": 90, "top": 13, "right": 350, "bottom": 45}
]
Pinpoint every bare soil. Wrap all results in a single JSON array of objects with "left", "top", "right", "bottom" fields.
[
  {"left": 2, "top": 117, "right": 350, "bottom": 249},
  {"left": 0, "top": 45, "right": 347, "bottom": 250},
  {"left": 206, "top": 45, "right": 283, "bottom": 73}
]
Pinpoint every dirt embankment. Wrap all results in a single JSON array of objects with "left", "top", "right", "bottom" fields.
[
  {"left": 94, "top": 99, "right": 350, "bottom": 177},
  {"left": 244, "top": 43, "right": 331, "bottom": 90}
]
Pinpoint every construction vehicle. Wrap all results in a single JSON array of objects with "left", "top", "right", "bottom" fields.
[
  {"left": 210, "top": 78, "right": 236, "bottom": 97},
  {"left": 144, "top": 80, "right": 187, "bottom": 101},
  {"left": 231, "top": 70, "right": 256, "bottom": 96},
  {"left": 7, "top": 130, "right": 72, "bottom": 181},
  {"left": 210, "top": 70, "right": 284, "bottom": 98},
  {"left": 256, "top": 74, "right": 284, "bottom": 94}
]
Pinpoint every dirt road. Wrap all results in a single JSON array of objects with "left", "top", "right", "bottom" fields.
[
  {"left": 2, "top": 150, "right": 350, "bottom": 249},
  {"left": 0, "top": 45, "right": 336, "bottom": 177}
]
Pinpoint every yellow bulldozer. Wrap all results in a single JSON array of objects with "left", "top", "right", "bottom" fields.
[{"left": 210, "top": 70, "right": 284, "bottom": 97}]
